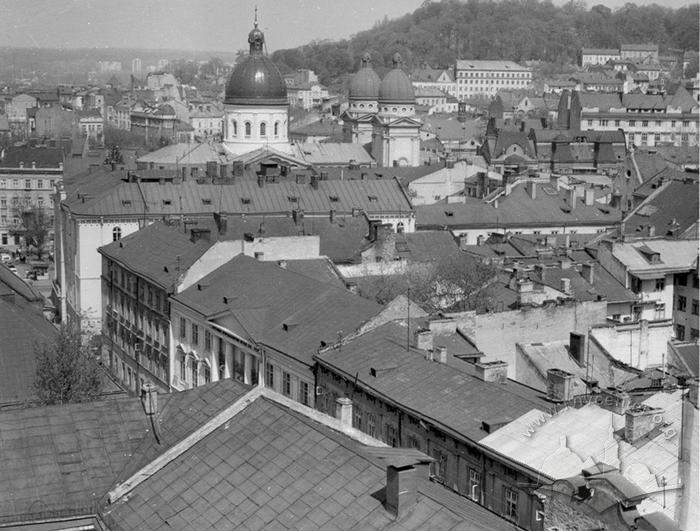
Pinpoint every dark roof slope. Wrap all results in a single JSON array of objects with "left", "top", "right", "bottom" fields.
[
  {"left": 101, "top": 396, "right": 516, "bottom": 530},
  {"left": 0, "top": 146, "right": 64, "bottom": 168},
  {"left": 317, "top": 321, "right": 549, "bottom": 442},
  {"left": 98, "top": 221, "right": 210, "bottom": 289},
  {"left": 0, "top": 379, "right": 250, "bottom": 525},
  {"left": 173, "top": 254, "right": 381, "bottom": 365}
]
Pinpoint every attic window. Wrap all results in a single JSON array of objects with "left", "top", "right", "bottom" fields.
[
  {"left": 368, "top": 195, "right": 378, "bottom": 202},
  {"left": 121, "top": 199, "right": 132, "bottom": 206},
  {"left": 162, "top": 199, "right": 172, "bottom": 206},
  {"left": 288, "top": 196, "right": 298, "bottom": 203},
  {"left": 561, "top": 207, "right": 572, "bottom": 213},
  {"left": 241, "top": 197, "right": 251, "bottom": 205},
  {"left": 329, "top": 195, "right": 339, "bottom": 202},
  {"left": 445, "top": 210, "right": 454, "bottom": 217},
  {"left": 202, "top": 198, "right": 212, "bottom": 205}
]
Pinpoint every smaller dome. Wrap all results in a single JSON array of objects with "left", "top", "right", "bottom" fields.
[
  {"left": 349, "top": 53, "right": 381, "bottom": 100},
  {"left": 379, "top": 53, "right": 414, "bottom": 104}
]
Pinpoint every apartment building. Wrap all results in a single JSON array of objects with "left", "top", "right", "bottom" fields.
[{"left": 454, "top": 60, "right": 532, "bottom": 100}]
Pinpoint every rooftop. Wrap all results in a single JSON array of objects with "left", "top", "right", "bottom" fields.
[
  {"left": 456, "top": 60, "right": 529, "bottom": 71},
  {"left": 316, "top": 320, "right": 550, "bottom": 443},
  {"left": 611, "top": 239, "right": 698, "bottom": 275},
  {"left": 0, "top": 146, "right": 64, "bottom": 169}
]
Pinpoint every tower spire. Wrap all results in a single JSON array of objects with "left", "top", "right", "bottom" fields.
[{"left": 254, "top": 5, "right": 258, "bottom": 28}]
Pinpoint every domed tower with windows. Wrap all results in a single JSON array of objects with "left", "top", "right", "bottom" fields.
[
  {"left": 371, "top": 53, "right": 421, "bottom": 167},
  {"left": 222, "top": 15, "right": 290, "bottom": 154},
  {"left": 342, "top": 53, "right": 381, "bottom": 146}
]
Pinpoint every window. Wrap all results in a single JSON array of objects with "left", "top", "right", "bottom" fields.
[
  {"left": 469, "top": 469, "right": 481, "bottom": 502},
  {"left": 655, "top": 303, "right": 665, "bottom": 320},
  {"left": 191, "top": 323, "right": 199, "bottom": 345},
  {"left": 600, "top": 119, "right": 609, "bottom": 126},
  {"left": 299, "top": 381, "right": 310, "bottom": 406},
  {"left": 232, "top": 120, "right": 237, "bottom": 135},
  {"left": 260, "top": 122, "right": 266, "bottom": 137},
  {"left": 678, "top": 274, "right": 688, "bottom": 286},
  {"left": 614, "top": 120, "right": 620, "bottom": 127},
  {"left": 629, "top": 120, "right": 636, "bottom": 127},
  {"left": 24, "top": 179, "right": 31, "bottom": 189},
  {"left": 692, "top": 299, "right": 699, "bottom": 316},
  {"left": 244, "top": 121, "right": 251, "bottom": 137},
  {"left": 691, "top": 328, "right": 699, "bottom": 341},
  {"left": 202, "top": 362, "right": 211, "bottom": 384},
  {"left": 282, "top": 371, "right": 291, "bottom": 397},
  {"left": 678, "top": 296, "right": 687, "bottom": 312},
  {"left": 386, "top": 424, "right": 398, "bottom": 447},
  {"left": 179, "top": 352, "right": 186, "bottom": 379},
  {"left": 676, "top": 324, "right": 686, "bottom": 341},
  {"left": 642, "top": 120, "right": 648, "bottom": 127},
  {"left": 407, "top": 434, "right": 421, "bottom": 450},
  {"left": 179, "top": 317, "right": 187, "bottom": 339},
  {"left": 265, "top": 362, "right": 274, "bottom": 389},
  {"left": 352, "top": 406, "right": 363, "bottom": 430},
  {"left": 367, "top": 413, "right": 376, "bottom": 437},
  {"left": 190, "top": 359, "right": 198, "bottom": 386},
  {"left": 430, "top": 449, "right": 447, "bottom": 481},
  {"left": 504, "top": 488, "right": 519, "bottom": 522},
  {"left": 112, "top": 226, "right": 122, "bottom": 241},
  {"left": 37, "top": 180, "right": 43, "bottom": 189},
  {"left": 655, "top": 278, "right": 665, "bottom": 291},
  {"left": 274, "top": 121, "right": 280, "bottom": 137},
  {"left": 204, "top": 330, "right": 212, "bottom": 352}
]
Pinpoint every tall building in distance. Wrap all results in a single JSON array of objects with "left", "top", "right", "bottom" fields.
[
  {"left": 454, "top": 60, "right": 532, "bottom": 100},
  {"left": 131, "top": 57, "right": 142, "bottom": 76}
]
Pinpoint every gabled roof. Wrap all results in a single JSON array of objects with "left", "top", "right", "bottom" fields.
[
  {"left": 173, "top": 254, "right": 381, "bottom": 365},
  {"left": 0, "top": 146, "right": 64, "bottom": 168},
  {"left": 316, "top": 321, "right": 549, "bottom": 443},
  {"left": 0, "top": 379, "right": 251, "bottom": 524},
  {"left": 98, "top": 221, "right": 211, "bottom": 290},
  {"left": 611, "top": 239, "right": 698, "bottom": 275},
  {"left": 100, "top": 390, "right": 515, "bottom": 530},
  {"left": 577, "top": 92, "right": 623, "bottom": 112}
]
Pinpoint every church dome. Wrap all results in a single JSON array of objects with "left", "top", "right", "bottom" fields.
[
  {"left": 349, "top": 53, "right": 381, "bottom": 100},
  {"left": 224, "top": 21, "right": 287, "bottom": 106},
  {"left": 379, "top": 53, "right": 415, "bottom": 104}
]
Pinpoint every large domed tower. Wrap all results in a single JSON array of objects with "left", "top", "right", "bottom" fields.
[
  {"left": 342, "top": 53, "right": 381, "bottom": 146},
  {"left": 222, "top": 16, "right": 290, "bottom": 154},
  {"left": 371, "top": 53, "right": 421, "bottom": 167}
]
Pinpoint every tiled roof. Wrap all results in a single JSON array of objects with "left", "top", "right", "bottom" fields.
[
  {"left": 64, "top": 175, "right": 413, "bottom": 219},
  {"left": 98, "top": 221, "right": 211, "bottom": 289},
  {"left": 317, "top": 320, "right": 549, "bottom": 443},
  {"left": 421, "top": 116, "right": 482, "bottom": 141},
  {"left": 101, "top": 395, "right": 515, "bottom": 530},
  {"left": 0, "top": 297, "right": 56, "bottom": 406},
  {"left": 577, "top": 93, "right": 623, "bottom": 112},
  {"left": 0, "top": 379, "right": 251, "bottom": 525},
  {"left": 611, "top": 239, "right": 698, "bottom": 274},
  {"left": 294, "top": 141, "right": 374, "bottom": 166},
  {"left": 416, "top": 182, "right": 621, "bottom": 230},
  {"left": 173, "top": 254, "right": 381, "bottom": 365},
  {"left": 0, "top": 146, "right": 64, "bottom": 168},
  {"left": 625, "top": 177, "right": 699, "bottom": 239},
  {"left": 456, "top": 60, "right": 529, "bottom": 71}
]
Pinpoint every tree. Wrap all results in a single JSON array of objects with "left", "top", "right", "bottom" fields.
[
  {"left": 356, "top": 253, "right": 497, "bottom": 314},
  {"left": 34, "top": 325, "right": 103, "bottom": 405},
  {"left": 11, "top": 203, "right": 52, "bottom": 260}
]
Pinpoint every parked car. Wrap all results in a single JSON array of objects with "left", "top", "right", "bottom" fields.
[{"left": 0, "top": 253, "right": 11, "bottom": 264}]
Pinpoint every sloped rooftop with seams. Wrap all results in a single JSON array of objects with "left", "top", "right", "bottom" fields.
[
  {"left": 172, "top": 254, "right": 382, "bottom": 366},
  {"left": 101, "top": 394, "right": 517, "bottom": 530},
  {"left": 316, "top": 320, "right": 549, "bottom": 443}
]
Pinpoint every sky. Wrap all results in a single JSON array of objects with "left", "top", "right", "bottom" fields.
[{"left": 0, "top": 0, "right": 696, "bottom": 53}]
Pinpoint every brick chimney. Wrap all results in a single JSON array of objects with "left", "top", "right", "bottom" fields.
[
  {"left": 599, "top": 386, "right": 631, "bottom": 415},
  {"left": 568, "top": 187, "right": 577, "bottom": 210},
  {"left": 435, "top": 345, "right": 448, "bottom": 364},
  {"left": 581, "top": 263, "right": 594, "bottom": 285},
  {"left": 474, "top": 361, "right": 508, "bottom": 383},
  {"left": 386, "top": 464, "right": 419, "bottom": 518},
  {"left": 527, "top": 180, "right": 537, "bottom": 200},
  {"left": 414, "top": 329, "right": 433, "bottom": 351},
  {"left": 335, "top": 397, "right": 353, "bottom": 427},
  {"left": 625, "top": 405, "right": 664, "bottom": 443},
  {"left": 547, "top": 368, "right": 576, "bottom": 402}
]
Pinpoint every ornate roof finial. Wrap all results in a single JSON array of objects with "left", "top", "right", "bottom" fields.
[
  {"left": 392, "top": 52, "right": 402, "bottom": 69},
  {"left": 248, "top": 7, "right": 264, "bottom": 54},
  {"left": 361, "top": 52, "right": 372, "bottom": 68},
  {"left": 254, "top": 5, "right": 258, "bottom": 28}
]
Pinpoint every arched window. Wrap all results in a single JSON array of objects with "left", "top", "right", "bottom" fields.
[
  {"left": 260, "top": 122, "right": 267, "bottom": 137},
  {"left": 112, "top": 226, "right": 122, "bottom": 241},
  {"left": 244, "top": 121, "right": 251, "bottom": 138},
  {"left": 232, "top": 120, "right": 238, "bottom": 136},
  {"left": 274, "top": 121, "right": 280, "bottom": 137},
  {"left": 178, "top": 349, "right": 186, "bottom": 380},
  {"left": 397, "top": 222, "right": 405, "bottom": 234}
]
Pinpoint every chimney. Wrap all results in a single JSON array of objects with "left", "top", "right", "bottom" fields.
[
  {"left": 141, "top": 383, "right": 158, "bottom": 415},
  {"left": 254, "top": 251, "right": 265, "bottom": 261},
  {"left": 386, "top": 464, "right": 419, "bottom": 518},
  {"left": 345, "top": 281, "right": 358, "bottom": 294},
  {"left": 474, "top": 361, "right": 508, "bottom": 384},
  {"left": 560, "top": 277, "right": 571, "bottom": 295},
  {"left": 569, "top": 332, "right": 585, "bottom": 364},
  {"left": 527, "top": 180, "right": 537, "bottom": 200},
  {"left": 581, "top": 263, "right": 594, "bottom": 285},
  {"left": 277, "top": 259, "right": 288, "bottom": 269},
  {"left": 584, "top": 188, "right": 595, "bottom": 206},
  {"left": 599, "top": 386, "right": 631, "bottom": 415},
  {"left": 625, "top": 405, "right": 664, "bottom": 443},
  {"left": 647, "top": 225, "right": 656, "bottom": 237},
  {"left": 335, "top": 397, "right": 353, "bottom": 427},
  {"left": 533, "top": 264, "right": 545, "bottom": 282},
  {"left": 414, "top": 329, "right": 433, "bottom": 351},
  {"left": 550, "top": 174, "right": 559, "bottom": 191},
  {"left": 214, "top": 212, "right": 227, "bottom": 236},
  {"left": 547, "top": 369, "right": 575, "bottom": 402},
  {"left": 435, "top": 345, "right": 447, "bottom": 364},
  {"left": 310, "top": 174, "right": 319, "bottom": 190},
  {"left": 476, "top": 234, "right": 485, "bottom": 246},
  {"left": 568, "top": 187, "right": 577, "bottom": 210}
]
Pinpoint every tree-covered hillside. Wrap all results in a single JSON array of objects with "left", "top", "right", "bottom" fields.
[{"left": 271, "top": 0, "right": 699, "bottom": 85}]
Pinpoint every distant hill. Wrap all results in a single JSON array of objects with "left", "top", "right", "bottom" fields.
[{"left": 271, "top": 0, "right": 700, "bottom": 85}]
